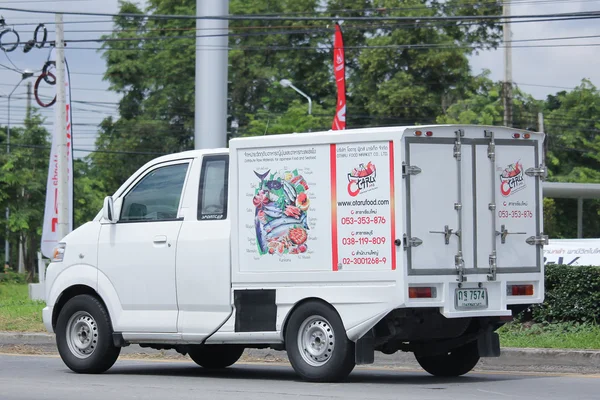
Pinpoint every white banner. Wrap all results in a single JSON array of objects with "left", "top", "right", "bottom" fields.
[
  {"left": 544, "top": 239, "right": 600, "bottom": 266},
  {"left": 41, "top": 53, "right": 73, "bottom": 258}
]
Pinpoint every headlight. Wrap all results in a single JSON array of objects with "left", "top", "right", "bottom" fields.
[{"left": 52, "top": 243, "right": 66, "bottom": 262}]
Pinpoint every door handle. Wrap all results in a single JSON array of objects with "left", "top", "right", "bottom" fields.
[{"left": 153, "top": 235, "right": 167, "bottom": 244}]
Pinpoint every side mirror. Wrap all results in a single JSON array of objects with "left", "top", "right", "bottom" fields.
[{"left": 102, "top": 196, "right": 117, "bottom": 223}]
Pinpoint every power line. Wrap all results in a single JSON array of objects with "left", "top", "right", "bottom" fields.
[
  {"left": 5, "top": 142, "right": 165, "bottom": 155},
  {"left": 2, "top": 6, "right": 600, "bottom": 22},
  {"left": 55, "top": 41, "right": 600, "bottom": 52},
  {"left": 7, "top": 31, "right": 597, "bottom": 47}
]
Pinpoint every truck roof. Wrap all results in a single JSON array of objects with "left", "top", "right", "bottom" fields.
[{"left": 229, "top": 124, "right": 539, "bottom": 149}]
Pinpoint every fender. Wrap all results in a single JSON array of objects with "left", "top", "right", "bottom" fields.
[
  {"left": 46, "top": 265, "right": 124, "bottom": 334},
  {"left": 97, "top": 269, "right": 125, "bottom": 332},
  {"left": 275, "top": 283, "right": 398, "bottom": 342},
  {"left": 46, "top": 264, "right": 98, "bottom": 307}
]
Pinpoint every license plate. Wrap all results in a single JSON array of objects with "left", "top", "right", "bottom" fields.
[{"left": 455, "top": 288, "right": 488, "bottom": 309}]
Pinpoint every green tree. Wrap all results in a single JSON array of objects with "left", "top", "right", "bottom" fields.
[
  {"left": 243, "top": 100, "right": 331, "bottom": 136},
  {"left": 0, "top": 109, "right": 50, "bottom": 273},
  {"left": 542, "top": 80, "right": 600, "bottom": 238},
  {"left": 436, "top": 71, "right": 543, "bottom": 129},
  {"left": 94, "top": 0, "right": 503, "bottom": 194},
  {"left": 73, "top": 159, "right": 106, "bottom": 227},
  {"left": 544, "top": 79, "right": 600, "bottom": 182}
]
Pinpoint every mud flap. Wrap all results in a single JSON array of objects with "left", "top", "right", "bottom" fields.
[
  {"left": 477, "top": 330, "right": 500, "bottom": 357},
  {"left": 355, "top": 330, "right": 375, "bottom": 365}
]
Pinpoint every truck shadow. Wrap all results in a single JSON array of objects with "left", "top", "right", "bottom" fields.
[{"left": 102, "top": 362, "right": 529, "bottom": 385}]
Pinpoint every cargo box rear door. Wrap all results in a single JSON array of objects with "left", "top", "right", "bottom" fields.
[
  {"left": 403, "top": 136, "right": 475, "bottom": 275},
  {"left": 475, "top": 134, "right": 544, "bottom": 273}
]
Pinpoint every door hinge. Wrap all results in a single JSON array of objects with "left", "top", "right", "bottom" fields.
[
  {"left": 455, "top": 251, "right": 467, "bottom": 283},
  {"left": 403, "top": 234, "right": 423, "bottom": 250},
  {"left": 402, "top": 163, "right": 422, "bottom": 177},
  {"left": 484, "top": 130, "right": 496, "bottom": 162},
  {"left": 526, "top": 234, "right": 549, "bottom": 246},
  {"left": 525, "top": 165, "right": 548, "bottom": 180},
  {"left": 487, "top": 251, "right": 497, "bottom": 281},
  {"left": 453, "top": 129, "right": 464, "bottom": 160}
]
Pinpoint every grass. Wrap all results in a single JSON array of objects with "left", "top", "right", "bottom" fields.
[
  {"left": 0, "top": 283, "right": 46, "bottom": 332},
  {"left": 498, "top": 321, "right": 600, "bottom": 349}
]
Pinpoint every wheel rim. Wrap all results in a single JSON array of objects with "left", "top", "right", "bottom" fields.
[
  {"left": 297, "top": 315, "right": 335, "bottom": 367},
  {"left": 65, "top": 311, "right": 98, "bottom": 359}
]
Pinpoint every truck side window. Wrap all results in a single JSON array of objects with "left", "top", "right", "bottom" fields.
[
  {"left": 198, "top": 155, "right": 229, "bottom": 220},
  {"left": 120, "top": 163, "right": 189, "bottom": 222}
]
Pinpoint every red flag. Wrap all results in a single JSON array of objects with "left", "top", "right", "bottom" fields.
[{"left": 332, "top": 23, "right": 346, "bottom": 130}]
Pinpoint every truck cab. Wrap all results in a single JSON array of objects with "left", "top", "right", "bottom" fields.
[{"left": 43, "top": 125, "right": 545, "bottom": 382}]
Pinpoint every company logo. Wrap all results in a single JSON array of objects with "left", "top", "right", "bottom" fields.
[
  {"left": 500, "top": 161, "right": 526, "bottom": 197},
  {"left": 347, "top": 162, "right": 376, "bottom": 197}
]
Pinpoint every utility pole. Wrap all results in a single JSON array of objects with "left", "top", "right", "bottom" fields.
[
  {"left": 17, "top": 82, "right": 33, "bottom": 273},
  {"left": 195, "top": 0, "right": 229, "bottom": 149},
  {"left": 55, "top": 13, "right": 69, "bottom": 243},
  {"left": 503, "top": 0, "right": 513, "bottom": 128},
  {"left": 538, "top": 112, "right": 547, "bottom": 165},
  {"left": 26, "top": 82, "right": 32, "bottom": 119}
]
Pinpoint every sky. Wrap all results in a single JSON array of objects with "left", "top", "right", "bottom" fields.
[{"left": 1, "top": 0, "right": 600, "bottom": 158}]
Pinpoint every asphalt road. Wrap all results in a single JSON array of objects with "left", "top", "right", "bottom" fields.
[{"left": 1, "top": 354, "right": 599, "bottom": 400}]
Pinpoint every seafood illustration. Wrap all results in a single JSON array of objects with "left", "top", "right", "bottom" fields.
[
  {"left": 349, "top": 162, "right": 376, "bottom": 179},
  {"left": 501, "top": 161, "right": 522, "bottom": 179},
  {"left": 253, "top": 169, "right": 310, "bottom": 256}
]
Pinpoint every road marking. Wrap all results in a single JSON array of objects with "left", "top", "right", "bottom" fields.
[{"left": 477, "top": 388, "right": 511, "bottom": 397}]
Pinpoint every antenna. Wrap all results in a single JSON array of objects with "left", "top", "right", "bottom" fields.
[{"left": 264, "top": 119, "right": 270, "bottom": 136}]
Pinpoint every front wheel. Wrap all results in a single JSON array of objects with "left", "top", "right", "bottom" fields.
[
  {"left": 188, "top": 345, "right": 244, "bottom": 369},
  {"left": 285, "top": 301, "right": 355, "bottom": 382},
  {"left": 415, "top": 340, "right": 480, "bottom": 377},
  {"left": 55, "top": 294, "right": 120, "bottom": 374}
]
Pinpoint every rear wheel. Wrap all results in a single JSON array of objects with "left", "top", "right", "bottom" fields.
[
  {"left": 415, "top": 340, "right": 480, "bottom": 377},
  {"left": 188, "top": 345, "right": 244, "bottom": 369},
  {"left": 285, "top": 301, "right": 355, "bottom": 382},
  {"left": 55, "top": 294, "right": 120, "bottom": 373}
]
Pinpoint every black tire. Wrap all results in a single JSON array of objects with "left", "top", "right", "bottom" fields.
[
  {"left": 188, "top": 345, "right": 244, "bottom": 369},
  {"left": 55, "top": 294, "right": 120, "bottom": 374},
  {"left": 285, "top": 301, "right": 355, "bottom": 382},
  {"left": 415, "top": 340, "right": 480, "bottom": 377}
]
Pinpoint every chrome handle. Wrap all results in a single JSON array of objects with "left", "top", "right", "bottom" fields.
[{"left": 153, "top": 235, "right": 167, "bottom": 244}]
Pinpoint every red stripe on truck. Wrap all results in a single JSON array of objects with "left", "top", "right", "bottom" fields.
[
  {"left": 330, "top": 143, "right": 339, "bottom": 271},
  {"left": 389, "top": 140, "right": 396, "bottom": 271}
]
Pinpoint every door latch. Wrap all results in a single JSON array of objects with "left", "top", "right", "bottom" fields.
[
  {"left": 430, "top": 225, "right": 459, "bottom": 245},
  {"left": 402, "top": 163, "right": 422, "bottom": 177},
  {"left": 402, "top": 234, "right": 423, "bottom": 250},
  {"left": 526, "top": 234, "right": 549, "bottom": 246},
  {"left": 496, "top": 225, "right": 527, "bottom": 244},
  {"left": 525, "top": 165, "right": 548, "bottom": 180}
]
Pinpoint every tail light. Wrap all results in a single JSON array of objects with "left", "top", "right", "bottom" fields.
[
  {"left": 508, "top": 284, "right": 534, "bottom": 296},
  {"left": 425, "top": 131, "right": 433, "bottom": 136},
  {"left": 415, "top": 130, "right": 423, "bottom": 136},
  {"left": 524, "top": 133, "right": 531, "bottom": 139},
  {"left": 512, "top": 133, "right": 521, "bottom": 139},
  {"left": 409, "top": 286, "right": 436, "bottom": 299}
]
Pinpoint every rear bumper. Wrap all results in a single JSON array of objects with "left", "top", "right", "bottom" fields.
[
  {"left": 42, "top": 306, "right": 54, "bottom": 333},
  {"left": 405, "top": 273, "right": 543, "bottom": 318}
]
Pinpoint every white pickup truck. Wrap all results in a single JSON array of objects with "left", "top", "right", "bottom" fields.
[{"left": 43, "top": 125, "right": 546, "bottom": 382}]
